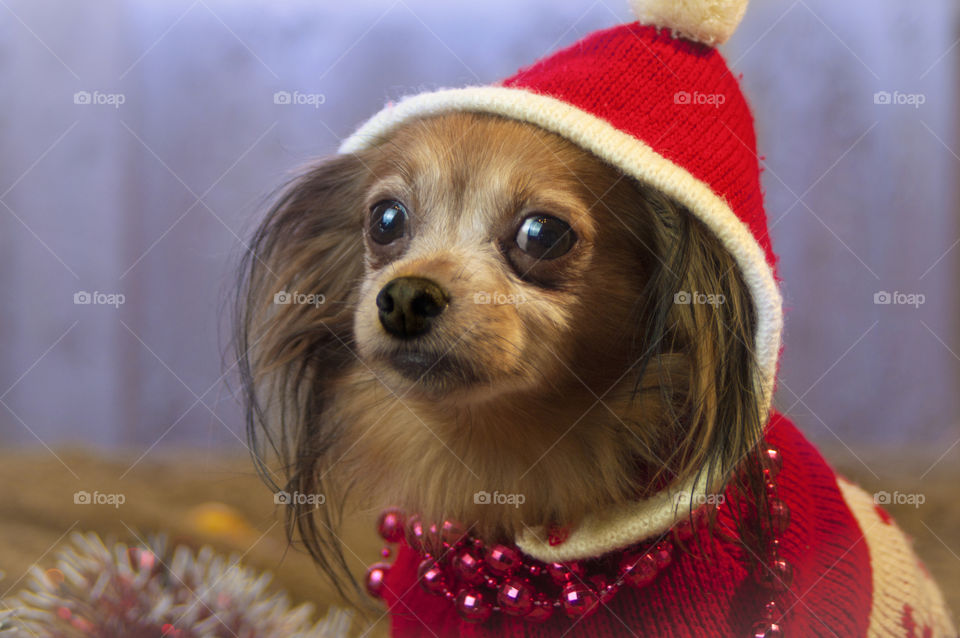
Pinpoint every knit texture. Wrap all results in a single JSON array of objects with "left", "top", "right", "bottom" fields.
[
  {"left": 838, "top": 479, "right": 956, "bottom": 637},
  {"left": 378, "top": 414, "right": 956, "bottom": 637},
  {"left": 502, "top": 23, "right": 772, "bottom": 270}
]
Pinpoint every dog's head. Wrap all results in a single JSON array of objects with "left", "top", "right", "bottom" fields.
[{"left": 236, "top": 112, "right": 763, "bottom": 593}]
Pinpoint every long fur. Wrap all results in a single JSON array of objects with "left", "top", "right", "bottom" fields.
[{"left": 234, "top": 112, "right": 767, "bottom": 603}]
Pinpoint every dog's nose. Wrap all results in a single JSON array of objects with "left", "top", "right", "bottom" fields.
[{"left": 376, "top": 276, "right": 449, "bottom": 338}]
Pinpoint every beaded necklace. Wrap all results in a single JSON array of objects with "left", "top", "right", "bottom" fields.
[{"left": 366, "top": 443, "right": 790, "bottom": 637}]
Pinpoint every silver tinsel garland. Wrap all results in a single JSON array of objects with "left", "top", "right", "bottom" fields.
[{"left": 0, "top": 532, "right": 352, "bottom": 638}]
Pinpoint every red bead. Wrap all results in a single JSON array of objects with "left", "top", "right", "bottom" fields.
[
  {"left": 524, "top": 597, "right": 554, "bottom": 623},
  {"left": 769, "top": 498, "right": 790, "bottom": 534},
  {"left": 365, "top": 562, "right": 390, "bottom": 599},
  {"left": 485, "top": 544, "right": 521, "bottom": 575},
  {"left": 417, "top": 559, "right": 447, "bottom": 595},
  {"left": 764, "top": 600, "right": 780, "bottom": 620},
  {"left": 441, "top": 519, "right": 468, "bottom": 546},
  {"left": 453, "top": 548, "right": 486, "bottom": 585},
  {"left": 759, "top": 559, "right": 793, "bottom": 591},
  {"left": 497, "top": 577, "right": 534, "bottom": 616},
  {"left": 456, "top": 589, "right": 492, "bottom": 623},
  {"left": 547, "top": 562, "right": 569, "bottom": 585},
  {"left": 546, "top": 560, "right": 585, "bottom": 586},
  {"left": 603, "top": 581, "right": 621, "bottom": 602},
  {"left": 620, "top": 552, "right": 658, "bottom": 588},
  {"left": 589, "top": 574, "right": 615, "bottom": 603},
  {"left": 376, "top": 508, "right": 405, "bottom": 543},
  {"left": 752, "top": 621, "right": 783, "bottom": 638},
  {"left": 652, "top": 542, "right": 673, "bottom": 569},
  {"left": 560, "top": 582, "right": 599, "bottom": 618},
  {"left": 761, "top": 446, "right": 783, "bottom": 479},
  {"left": 673, "top": 518, "right": 695, "bottom": 543},
  {"left": 547, "top": 525, "right": 570, "bottom": 546}
]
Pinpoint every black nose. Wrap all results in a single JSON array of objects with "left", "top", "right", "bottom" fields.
[{"left": 376, "top": 276, "right": 449, "bottom": 338}]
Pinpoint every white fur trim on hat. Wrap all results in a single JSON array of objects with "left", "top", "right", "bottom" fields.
[
  {"left": 629, "top": 0, "right": 749, "bottom": 46},
  {"left": 339, "top": 86, "right": 783, "bottom": 561}
]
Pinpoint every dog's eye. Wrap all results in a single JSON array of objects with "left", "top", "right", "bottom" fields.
[
  {"left": 369, "top": 200, "right": 408, "bottom": 244},
  {"left": 515, "top": 215, "right": 575, "bottom": 260}
]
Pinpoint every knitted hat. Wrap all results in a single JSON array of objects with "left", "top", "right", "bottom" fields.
[{"left": 340, "top": 0, "right": 784, "bottom": 560}]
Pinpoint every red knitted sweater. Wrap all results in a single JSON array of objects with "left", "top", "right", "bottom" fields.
[{"left": 377, "top": 413, "right": 955, "bottom": 637}]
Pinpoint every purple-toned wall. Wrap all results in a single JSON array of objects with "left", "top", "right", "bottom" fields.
[{"left": 1, "top": 1, "right": 957, "bottom": 462}]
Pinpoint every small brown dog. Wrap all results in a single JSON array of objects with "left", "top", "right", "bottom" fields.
[
  {"left": 235, "top": 2, "right": 956, "bottom": 634},
  {"left": 236, "top": 110, "right": 764, "bottom": 595}
]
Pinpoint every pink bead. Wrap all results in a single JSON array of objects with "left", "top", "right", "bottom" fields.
[
  {"left": 376, "top": 508, "right": 405, "bottom": 543},
  {"left": 497, "top": 577, "right": 534, "bottom": 616},
  {"left": 620, "top": 552, "right": 658, "bottom": 588},
  {"left": 456, "top": 589, "right": 492, "bottom": 623},
  {"left": 752, "top": 621, "right": 783, "bottom": 638},
  {"left": 380, "top": 547, "right": 391, "bottom": 558},
  {"left": 485, "top": 544, "right": 521, "bottom": 575},
  {"left": 417, "top": 559, "right": 447, "bottom": 595},
  {"left": 524, "top": 597, "right": 554, "bottom": 623},
  {"left": 560, "top": 582, "right": 599, "bottom": 619},
  {"left": 441, "top": 519, "right": 468, "bottom": 546},
  {"left": 405, "top": 515, "right": 425, "bottom": 552},
  {"left": 761, "top": 446, "right": 783, "bottom": 479},
  {"left": 769, "top": 498, "right": 790, "bottom": 534},
  {"left": 365, "top": 562, "right": 390, "bottom": 599},
  {"left": 453, "top": 548, "right": 486, "bottom": 585}
]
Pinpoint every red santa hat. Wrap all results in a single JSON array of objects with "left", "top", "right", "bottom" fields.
[{"left": 340, "top": 1, "right": 783, "bottom": 557}]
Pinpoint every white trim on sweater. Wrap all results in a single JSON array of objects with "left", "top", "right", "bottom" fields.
[
  {"left": 837, "top": 478, "right": 957, "bottom": 637},
  {"left": 339, "top": 85, "right": 783, "bottom": 561}
]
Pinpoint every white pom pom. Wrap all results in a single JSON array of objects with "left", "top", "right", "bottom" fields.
[{"left": 628, "top": 0, "right": 749, "bottom": 46}]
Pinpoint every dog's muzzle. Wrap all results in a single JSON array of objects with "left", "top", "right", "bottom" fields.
[{"left": 376, "top": 276, "right": 449, "bottom": 338}]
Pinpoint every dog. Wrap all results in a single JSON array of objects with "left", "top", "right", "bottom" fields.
[{"left": 235, "top": 3, "right": 956, "bottom": 636}]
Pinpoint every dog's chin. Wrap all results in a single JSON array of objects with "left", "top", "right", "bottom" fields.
[{"left": 372, "top": 347, "right": 486, "bottom": 399}]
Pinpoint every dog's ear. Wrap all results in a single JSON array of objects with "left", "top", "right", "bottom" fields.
[
  {"left": 629, "top": 188, "right": 762, "bottom": 492},
  {"left": 234, "top": 153, "right": 370, "bottom": 601}
]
